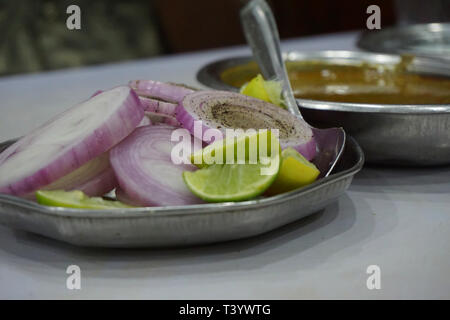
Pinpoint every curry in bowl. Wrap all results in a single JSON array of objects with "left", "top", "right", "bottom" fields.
[{"left": 220, "top": 59, "right": 450, "bottom": 105}]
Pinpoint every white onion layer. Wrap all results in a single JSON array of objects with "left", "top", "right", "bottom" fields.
[
  {"left": 41, "top": 152, "right": 117, "bottom": 197},
  {"left": 176, "top": 91, "right": 317, "bottom": 160},
  {"left": 0, "top": 86, "right": 144, "bottom": 196},
  {"left": 110, "top": 124, "right": 203, "bottom": 206}
]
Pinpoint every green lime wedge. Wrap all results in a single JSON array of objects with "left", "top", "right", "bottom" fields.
[
  {"left": 183, "top": 153, "right": 280, "bottom": 202},
  {"left": 191, "top": 129, "right": 278, "bottom": 168},
  {"left": 265, "top": 147, "right": 320, "bottom": 196},
  {"left": 36, "top": 190, "right": 133, "bottom": 209},
  {"left": 240, "top": 74, "right": 285, "bottom": 108},
  {"left": 186, "top": 128, "right": 281, "bottom": 202}
]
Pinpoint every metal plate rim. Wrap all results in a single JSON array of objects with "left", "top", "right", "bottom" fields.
[
  {"left": 196, "top": 50, "right": 450, "bottom": 114},
  {"left": 0, "top": 136, "right": 364, "bottom": 219}
]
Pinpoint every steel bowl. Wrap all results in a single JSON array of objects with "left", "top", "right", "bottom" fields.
[
  {"left": 357, "top": 23, "right": 450, "bottom": 60},
  {"left": 196, "top": 50, "right": 450, "bottom": 166}
]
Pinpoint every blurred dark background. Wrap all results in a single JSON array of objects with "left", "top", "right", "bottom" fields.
[{"left": 0, "top": 0, "right": 448, "bottom": 76}]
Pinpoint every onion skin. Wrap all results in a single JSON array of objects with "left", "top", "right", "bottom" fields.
[
  {"left": 110, "top": 124, "right": 203, "bottom": 206},
  {"left": 176, "top": 91, "right": 317, "bottom": 160},
  {"left": 75, "top": 167, "right": 117, "bottom": 196},
  {"left": 129, "top": 80, "right": 194, "bottom": 103},
  {"left": 139, "top": 96, "right": 177, "bottom": 116},
  {"left": 163, "top": 116, "right": 181, "bottom": 127},
  {"left": 0, "top": 86, "right": 144, "bottom": 196},
  {"left": 115, "top": 187, "right": 145, "bottom": 207},
  {"left": 91, "top": 90, "right": 103, "bottom": 98},
  {"left": 138, "top": 115, "right": 152, "bottom": 127},
  {"left": 144, "top": 111, "right": 181, "bottom": 127},
  {"left": 41, "top": 152, "right": 117, "bottom": 197}
]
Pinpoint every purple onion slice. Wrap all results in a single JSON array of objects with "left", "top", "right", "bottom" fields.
[
  {"left": 0, "top": 86, "right": 144, "bottom": 196},
  {"left": 176, "top": 91, "right": 317, "bottom": 160},
  {"left": 129, "top": 80, "right": 194, "bottom": 103},
  {"left": 145, "top": 111, "right": 181, "bottom": 127},
  {"left": 139, "top": 96, "right": 177, "bottom": 116},
  {"left": 110, "top": 124, "right": 203, "bottom": 206},
  {"left": 40, "top": 152, "right": 117, "bottom": 197}
]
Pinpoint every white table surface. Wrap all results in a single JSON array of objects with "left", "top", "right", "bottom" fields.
[{"left": 0, "top": 32, "right": 449, "bottom": 300}]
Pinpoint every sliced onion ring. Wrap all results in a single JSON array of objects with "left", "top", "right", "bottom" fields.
[
  {"left": 145, "top": 111, "right": 181, "bottom": 127},
  {"left": 129, "top": 80, "right": 194, "bottom": 103},
  {"left": 110, "top": 124, "right": 203, "bottom": 206},
  {"left": 0, "top": 86, "right": 144, "bottom": 196},
  {"left": 138, "top": 96, "right": 177, "bottom": 116},
  {"left": 176, "top": 91, "right": 317, "bottom": 160},
  {"left": 41, "top": 152, "right": 117, "bottom": 197},
  {"left": 138, "top": 115, "right": 152, "bottom": 127},
  {"left": 115, "top": 187, "right": 144, "bottom": 206},
  {"left": 162, "top": 116, "right": 181, "bottom": 127}
]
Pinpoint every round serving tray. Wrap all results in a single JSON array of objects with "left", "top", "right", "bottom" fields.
[{"left": 0, "top": 137, "right": 364, "bottom": 248}]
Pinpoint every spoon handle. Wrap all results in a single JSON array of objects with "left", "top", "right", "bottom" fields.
[{"left": 240, "top": 0, "right": 302, "bottom": 119}]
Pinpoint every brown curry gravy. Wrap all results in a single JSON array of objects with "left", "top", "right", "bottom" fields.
[{"left": 221, "top": 60, "right": 450, "bottom": 105}]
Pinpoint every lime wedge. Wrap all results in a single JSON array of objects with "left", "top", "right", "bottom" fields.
[
  {"left": 185, "top": 128, "right": 281, "bottom": 202},
  {"left": 240, "top": 74, "right": 285, "bottom": 108},
  {"left": 36, "top": 190, "right": 133, "bottom": 209},
  {"left": 266, "top": 147, "right": 320, "bottom": 196},
  {"left": 191, "top": 129, "right": 277, "bottom": 168},
  {"left": 183, "top": 158, "right": 279, "bottom": 202}
]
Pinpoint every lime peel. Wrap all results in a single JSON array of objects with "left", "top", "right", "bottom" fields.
[
  {"left": 240, "top": 74, "right": 285, "bottom": 108},
  {"left": 265, "top": 147, "right": 320, "bottom": 196},
  {"left": 36, "top": 190, "right": 133, "bottom": 209},
  {"left": 190, "top": 129, "right": 279, "bottom": 168},
  {"left": 183, "top": 156, "right": 280, "bottom": 202},
  {"left": 184, "top": 130, "right": 281, "bottom": 202}
]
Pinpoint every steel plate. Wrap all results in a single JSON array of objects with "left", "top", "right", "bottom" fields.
[{"left": 0, "top": 137, "right": 363, "bottom": 248}]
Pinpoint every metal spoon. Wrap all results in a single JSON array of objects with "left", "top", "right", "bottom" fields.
[{"left": 240, "top": 0, "right": 346, "bottom": 177}]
